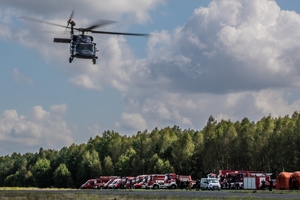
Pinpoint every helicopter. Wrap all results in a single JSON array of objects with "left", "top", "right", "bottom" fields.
[{"left": 20, "top": 10, "right": 149, "bottom": 65}]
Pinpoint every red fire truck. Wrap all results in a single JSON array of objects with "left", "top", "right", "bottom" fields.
[
  {"left": 132, "top": 175, "right": 148, "bottom": 189},
  {"left": 218, "top": 170, "right": 272, "bottom": 189},
  {"left": 123, "top": 176, "right": 135, "bottom": 189},
  {"left": 164, "top": 173, "right": 193, "bottom": 189},
  {"left": 80, "top": 176, "right": 118, "bottom": 189},
  {"left": 145, "top": 174, "right": 165, "bottom": 189}
]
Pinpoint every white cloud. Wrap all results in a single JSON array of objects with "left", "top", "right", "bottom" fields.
[
  {"left": 113, "top": 0, "right": 300, "bottom": 134},
  {"left": 0, "top": 105, "right": 73, "bottom": 155},
  {"left": 143, "top": 0, "right": 300, "bottom": 95},
  {"left": 12, "top": 68, "right": 34, "bottom": 85},
  {"left": 0, "top": 0, "right": 166, "bottom": 22},
  {"left": 50, "top": 104, "right": 67, "bottom": 114},
  {"left": 116, "top": 113, "right": 147, "bottom": 132}
]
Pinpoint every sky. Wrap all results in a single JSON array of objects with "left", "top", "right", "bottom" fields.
[{"left": 1, "top": 0, "right": 300, "bottom": 156}]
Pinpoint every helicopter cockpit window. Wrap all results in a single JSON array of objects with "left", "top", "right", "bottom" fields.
[{"left": 77, "top": 43, "right": 94, "bottom": 51}]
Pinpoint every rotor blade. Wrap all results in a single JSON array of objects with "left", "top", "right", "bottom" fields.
[
  {"left": 19, "top": 16, "right": 69, "bottom": 29},
  {"left": 91, "top": 30, "right": 150, "bottom": 36},
  {"left": 65, "top": 9, "right": 75, "bottom": 34},
  {"left": 86, "top": 19, "right": 116, "bottom": 30},
  {"left": 67, "top": 9, "right": 75, "bottom": 26}
]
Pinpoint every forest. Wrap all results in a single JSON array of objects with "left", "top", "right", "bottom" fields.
[{"left": 0, "top": 112, "right": 300, "bottom": 188}]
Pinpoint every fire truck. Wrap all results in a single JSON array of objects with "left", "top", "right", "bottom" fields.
[
  {"left": 164, "top": 173, "right": 193, "bottom": 189},
  {"left": 123, "top": 176, "right": 135, "bottom": 189},
  {"left": 108, "top": 178, "right": 123, "bottom": 189},
  {"left": 132, "top": 175, "right": 148, "bottom": 189},
  {"left": 80, "top": 179, "right": 99, "bottom": 189},
  {"left": 102, "top": 178, "right": 118, "bottom": 189},
  {"left": 218, "top": 170, "right": 272, "bottom": 189},
  {"left": 80, "top": 176, "right": 118, "bottom": 189},
  {"left": 144, "top": 174, "right": 165, "bottom": 189}
]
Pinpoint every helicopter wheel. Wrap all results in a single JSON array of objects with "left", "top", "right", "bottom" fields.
[
  {"left": 69, "top": 57, "right": 73, "bottom": 63},
  {"left": 92, "top": 58, "right": 96, "bottom": 65}
]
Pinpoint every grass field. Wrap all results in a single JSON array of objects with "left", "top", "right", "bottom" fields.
[{"left": 0, "top": 188, "right": 300, "bottom": 200}]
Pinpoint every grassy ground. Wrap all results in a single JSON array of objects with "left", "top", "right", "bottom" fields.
[{"left": 0, "top": 188, "right": 299, "bottom": 200}]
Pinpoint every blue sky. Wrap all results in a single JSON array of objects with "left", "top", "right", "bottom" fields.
[{"left": 1, "top": 0, "right": 300, "bottom": 156}]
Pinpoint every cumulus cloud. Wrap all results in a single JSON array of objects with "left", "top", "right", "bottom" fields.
[
  {"left": 0, "top": 105, "right": 73, "bottom": 155},
  {"left": 145, "top": 0, "right": 300, "bottom": 94},
  {"left": 114, "top": 0, "right": 300, "bottom": 133}
]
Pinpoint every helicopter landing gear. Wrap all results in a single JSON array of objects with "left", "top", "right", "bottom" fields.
[
  {"left": 69, "top": 57, "right": 74, "bottom": 63},
  {"left": 92, "top": 58, "right": 96, "bottom": 65}
]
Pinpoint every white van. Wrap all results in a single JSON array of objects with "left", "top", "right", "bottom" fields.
[{"left": 200, "top": 178, "right": 221, "bottom": 191}]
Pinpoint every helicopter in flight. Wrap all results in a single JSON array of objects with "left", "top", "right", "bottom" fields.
[{"left": 20, "top": 10, "right": 149, "bottom": 65}]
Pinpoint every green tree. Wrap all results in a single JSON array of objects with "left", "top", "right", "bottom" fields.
[
  {"left": 191, "top": 131, "right": 205, "bottom": 178},
  {"left": 77, "top": 150, "right": 102, "bottom": 184},
  {"left": 32, "top": 158, "right": 52, "bottom": 188},
  {"left": 233, "top": 118, "right": 255, "bottom": 170},
  {"left": 103, "top": 156, "right": 114, "bottom": 175},
  {"left": 172, "top": 130, "right": 194, "bottom": 174},
  {"left": 116, "top": 147, "right": 137, "bottom": 176},
  {"left": 66, "top": 143, "right": 86, "bottom": 187},
  {"left": 24, "top": 170, "right": 34, "bottom": 187},
  {"left": 53, "top": 164, "right": 71, "bottom": 188},
  {"left": 132, "top": 130, "right": 152, "bottom": 174},
  {"left": 153, "top": 158, "right": 174, "bottom": 174}
]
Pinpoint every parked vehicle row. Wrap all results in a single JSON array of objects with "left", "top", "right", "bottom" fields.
[
  {"left": 81, "top": 170, "right": 274, "bottom": 191},
  {"left": 80, "top": 173, "right": 195, "bottom": 190}
]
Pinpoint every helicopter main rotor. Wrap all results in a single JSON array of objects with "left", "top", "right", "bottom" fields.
[
  {"left": 20, "top": 10, "right": 150, "bottom": 36},
  {"left": 19, "top": 10, "right": 149, "bottom": 65}
]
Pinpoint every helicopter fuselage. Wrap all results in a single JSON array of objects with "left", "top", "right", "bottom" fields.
[{"left": 70, "top": 35, "right": 97, "bottom": 59}]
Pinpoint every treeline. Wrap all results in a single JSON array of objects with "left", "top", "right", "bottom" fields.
[{"left": 1, "top": 112, "right": 300, "bottom": 188}]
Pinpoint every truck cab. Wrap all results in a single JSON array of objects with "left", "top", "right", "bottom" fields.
[{"left": 80, "top": 179, "right": 98, "bottom": 189}]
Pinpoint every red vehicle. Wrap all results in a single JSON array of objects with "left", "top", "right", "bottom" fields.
[
  {"left": 124, "top": 177, "right": 135, "bottom": 189},
  {"left": 96, "top": 176, "right": 118, "bottom": 189},
  {"left": 133, "top": 175, "right": 148, "bottom": 189},
  {"left": 80, "top": 179, "right": 99, "bottom": 189},
  {"left": 164, "top": 173, "right": 193, "bottom": 189},
  {"left": 80, "top": 176, "right": 118, "bottom": 189},
  {"left": 218, "top": 170, "right": 272, "bottom": 189},
  {"left": 146, "top": 174, "right": 165, "bottom": 189},
  {"left": 103, "top": 178, "right": 117, "bottom": 189},
  {"left": 108, "top": 178, "right": 122, "bottom": 189},
  {"left": 121, "top": 176, "right": 135, "bottom": 189}
]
